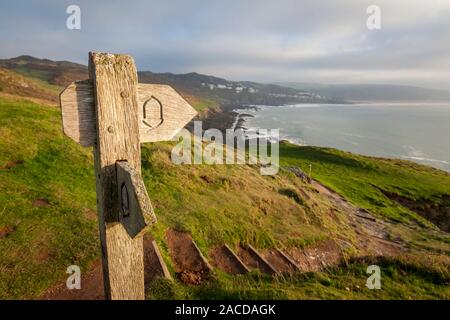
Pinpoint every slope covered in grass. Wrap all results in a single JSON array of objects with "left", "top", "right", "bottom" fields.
[
  {"left": 0, "top": 96, "right": 349, "bottom": 298},
  {"left": 148, "top": 255, "right": 449, "bottom": 300},
  {"left": 280, "top": 143, "right": 450, "bottom": 227},
  {"left": 0, "top": 68, "right": 61, "bottom": 104},
  {"left": 0, "top": 97, "right": 98, "bottom": 299},
  {"left": 0, "top": 96, "right": 448, "bottom": 299}
]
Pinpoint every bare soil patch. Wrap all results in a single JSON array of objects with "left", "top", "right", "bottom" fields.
[
  {"left": 236, "top": 245, "right": 274, "bottom": 274},
  {"left": 144, "top": 235, "right": 168, "bottom": 284},
  {"left": 166, "top": 229, "right": 210, "bottom": 284},
  {"left": 83, "top": 208, "right": 98, "bottom": 221},
  {"left": 2, "top": 160, "right": 23, "bottom": 170},
  {"left": 210, "top": 245, "right": 248, "bottom": 275},
  {"left": 262, "top": 249, "right": 296, "bottom": 274},
  {"left": 285, "top": 248, "right": 311, "bottom": 271},
  {"left": 35, "top": 249, "right": 56, "bottom": 263},
  {"left": 42, "top": 235, "right": 169, "bottom": 299},
  {"left": 377, "top": 188, "right": 450, "bottom": 232},
  {"left": 200, "top": 175, "right": 214, "bottom": 184},
  {"left": 41, "top": 260, "right": 105, "bottom": 300},
  {"left": 287, "top": 240, "right": 343, "bottom": 272},
  {"left": 32, "top": 198, "right": 50, "bottom": 207},
  {"left": 311, "top": 179, "right": 408, "bottom": 257},
  {"left": 311, "top": 180, "right": 351, "bottom": 210},
  {"left": 368, "top": 237, "right": 405, "bottom": 257},
  {"left": 0, "top": 225, "right": 16, "bottom": 239}
]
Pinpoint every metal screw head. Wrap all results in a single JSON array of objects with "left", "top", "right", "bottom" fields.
[
  {"left": 120, "top": 91, "right": 129, "bottom": 98},
  {"left": 121, "top": 183, "right": 129, "bottom": 217},
  {"left": 107, "top": 126, "right": 114, "bottom": 133}
]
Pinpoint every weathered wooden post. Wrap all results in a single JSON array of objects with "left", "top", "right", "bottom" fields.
[{"left": 60, "top": 52, "right": 197, "bottom": 300}]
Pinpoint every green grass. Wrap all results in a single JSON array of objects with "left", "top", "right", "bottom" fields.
[
  {"left": 0, "top": 96, "right": 341, "bottom": 299},
  {"left": 31, "top": 78, "right": 63, "bottom": 96},
  {"left": 192, "top": 98, "right": 219, "bottom": 112},
  {"left": 0, "top": 97, "right": 99, "bottom": 299},
  {"left": 0, "top": 67, "right": 62, "bottom": 99},
  {"left": 140, "top": 142, "right": 339, "bottom": 252},
  {"left": 10, "top": 66, "right": 52, "bottom": 83},
  {"left": 147, "top": 256, "right": 449, "bottom": 300},
  {"left": 0, "top": 96, "right": 449, "bottom": 299},
  {"left": 279, "top": 143, "right": 450, "bottom": 226},
  {"left": 9, "top": 66, "right": 63, "bottom": 94}
]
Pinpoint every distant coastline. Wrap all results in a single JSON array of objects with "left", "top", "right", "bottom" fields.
[{"left": 229, "top": 103, "right": 450, "bottom": 173}]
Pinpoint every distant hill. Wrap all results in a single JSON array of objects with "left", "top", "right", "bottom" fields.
[
  {"left": 0, "top": 55, "right": 88, "bottom": 87},
  {"left": 277, "top": 83, "right": 450, "bottom": 103},
  {"left": 4, "top": 56, "right": 450, "bottom": 106},
  {"left": 0, "top": 56, "right": 337, "bottom": 108},
  {"left": 0, "top": 67, "right": 60, "bottom": 103},
  {"left": 138, "top": 71, "right": 338, "bottom": 107}
]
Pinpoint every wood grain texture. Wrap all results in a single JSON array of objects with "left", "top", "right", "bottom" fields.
[
  {"left": 116, "top": 161, "right": 157, "bottom": 239},
  {"left": 151, "top": 240, "right": 173, "bottom": 280},
  {"left": 59, "top": 80, "right": 95, "bottom": 146},
  {"left": 89, "top": 52, "right": 145, "bottom": 300},
  {"left": 60, "top": 82, "right": 197, "bottom": 146}
]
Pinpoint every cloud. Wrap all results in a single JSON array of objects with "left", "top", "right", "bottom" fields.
[{"left": 0, "top": 0, "right": 449, "bottom": 89}]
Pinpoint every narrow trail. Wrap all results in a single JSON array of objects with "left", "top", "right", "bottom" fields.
[
  {"left": 310, "top": 179, "right": 407, "bottom": 257},
  {"left": 42, "top": 178, "right": 410, "bottom": 299}
]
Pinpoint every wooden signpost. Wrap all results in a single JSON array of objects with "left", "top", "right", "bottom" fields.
[{"left": 59, "top": 52, "right": 197, "bottom": 300}]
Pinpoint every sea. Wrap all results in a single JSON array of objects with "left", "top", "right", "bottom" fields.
[{"left": 234, "top": 103, "right": 450, "bottom": 172}]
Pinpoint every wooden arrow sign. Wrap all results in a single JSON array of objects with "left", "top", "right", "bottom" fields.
[
  {"left": 60, "top": 80, "right": 197, "bottom": 146},
  {"left": 116, "top": 161, "right": 157, "bottom": 239}
]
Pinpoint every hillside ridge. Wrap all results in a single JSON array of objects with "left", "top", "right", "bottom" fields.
[{"left": 0, "top": 56, "right": 336, "bottom": 107}]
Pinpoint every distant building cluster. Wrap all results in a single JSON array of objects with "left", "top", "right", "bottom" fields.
[
  {"left": 201, "top": 82, "right": 258, "bottom": 94},
  {"left": 269, "top": 92, "right": 323, "bottom": 99}
]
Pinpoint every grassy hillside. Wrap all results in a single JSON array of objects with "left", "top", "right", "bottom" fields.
[
  {"left": 280, "top": 143, "right": 450, "bottom": 226},
  {"left": 280, "top": 143, "right": 450, "bottom": 255},
  {"left": 0, "top": 57, "right": 219, "bottom": 114},
  {"left": 138, "top": 71, "right": 336, "bottom": 107},
  {"left": 0, "top": 97, "right": 98, "bottom": 299},
  {"left": 0, "top": 96, "right": 449, "bottom": 299},
  {"left": 0, "top": 55, "right": 88, "bottom": 87},
  {"left": 0, "top": 68, "right": 61, "bottom": 103},
  {"left": 0, "top": 56, "right": 338, "bottom": 110}
]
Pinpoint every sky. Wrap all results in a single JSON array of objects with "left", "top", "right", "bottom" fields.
[{"left": 1, "top": 0, "right": 450, "bottom": 90}]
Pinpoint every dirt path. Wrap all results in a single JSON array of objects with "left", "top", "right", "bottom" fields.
[
  {"left": 209, "top": 245, "right": 248, "bottom": 275},
  {"left": 311, "top": 179, "right": 407, "bottom": 257},
  {"left": 166, "top": 229, "right": 211, "bottom": 285},
  {"left": 143, "top": 236, "right": 169, "bottom": 284},
  {"left": 262, "top": 249, "right": 296, "bottom": 274},
  {"left": 286, "top": 240, "right": 343, "bottom": 272},
  {"left": 42, "top": 179, "right": 410, "bottom": 299},
  {"left": 42, "top": 235, "right": 166, "bottom": 300},
  {"left": 41, "top": 260, "right": 105, "bottom": 300},
  {"left": 236, "top": 245, "right": 275, "bottom": 274}
]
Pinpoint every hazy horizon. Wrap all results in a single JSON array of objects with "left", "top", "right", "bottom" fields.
[
  {"left": 1, "top": 1, "right": 450, "bottom": 90},
  {"left": 3, "top": 52, "right": 450, "bottom": 96}
]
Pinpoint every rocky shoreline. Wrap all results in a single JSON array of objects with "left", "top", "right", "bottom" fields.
[{"left": 188, "top": 105, "right": 259, "bottom": 134}]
